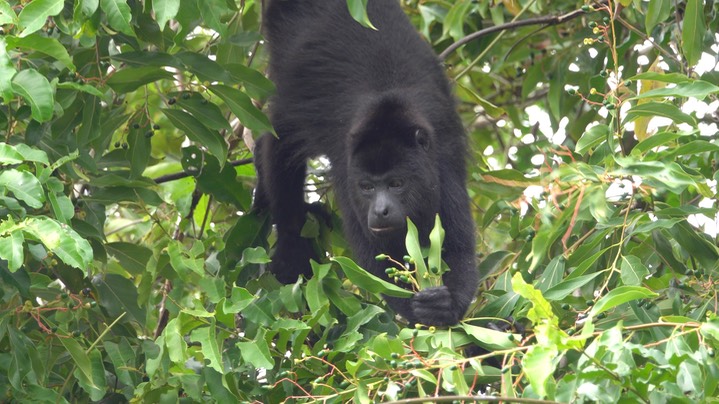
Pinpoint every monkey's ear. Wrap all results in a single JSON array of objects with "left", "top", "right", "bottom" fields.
[{"left": 415, "top": 128, "right": 430, "bottom": 151}]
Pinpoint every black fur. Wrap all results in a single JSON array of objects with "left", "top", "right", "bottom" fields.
[{"left": 255, "top": 0, "right": 478, "bottom": 326}]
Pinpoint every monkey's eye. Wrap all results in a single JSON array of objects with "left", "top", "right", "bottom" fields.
[
  {"left": 388, "top": 179, "right": 404, "bottom": 189},
  {"left": 359, "top": 182, "right": 375, "bottom": 192},
  {"left": 415, "top": 129, "right": 429, "bottom": 150}
]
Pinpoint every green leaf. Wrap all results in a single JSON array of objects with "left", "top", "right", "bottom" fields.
[
  {"left": 668, "top": 221, "right": 719, "bottom": 270},
  {"left": 511, "top": 272, "right": 556, "bottom": 324},
  {"left": 345, "top": 305, "right": 384, "bottom": 334},
  {"left": 162, "top": 108, "right": 228, "bottom": 165},
  {"left": 107, "top": 66, "right": 174, "bottom": 93},
  {"left": 163, "top": 318, "right": 187, "bottom": 363},
  {"left": 174, "top": 92, "right": 232, "bottom": 131},
  {"left": 100, "top": 0, "right": 135, "bottom": 36},
  {"left": 461, "top": 323, "right": 520, "bottom": 350},
  {"left": 623, "top": 102, "right": 696, "bottom": 127},
  {"left": 443, "top": 0, "right": 472, "bottom": 41},
  {"left": 346, "top": 0, "right": 376, "bottom": 29},
  {"left": 645, "top": 0, "right": 671, "bottom": 34},
  {"left": 325, "top": 278, "right": 363, "bottom": 317},
  {"left": 74, "top": 349, "right": 107, "bottom": 401},
  {"left": 0, "top": 230, "right": 25, "bottom": 272},
  {"left": 615, "top": 160, "right": 699, "bottom": 194},
  {"left": 620, "top": 255, "right": 650, "bottom": 286},
  {"left": 12, "top": 143, "right": 49, "bottom": 164},
  {"left": 629, "top": 218, "right": 683, "bottom": 236},
  {"left": 630, "top": 130, "right": 684, "bottom": 155},
  {"left": 586, "top": 186, "right": 612, "bottom": 223},
  {"left": 0, "top": 38, "right": 17, "bottom": 102},
  {"left": 91, "top": 174, "right": 154, "bottom": 188},
  {"left": 111, "top": 51, "right": 181, "bottom": 67},
  {"left": 17, "top": 0, "right": 64, "bottom": 37},
  {"left": 589, "top": 286, "right": 659, "bottom": 317},
  {"left": 306, "top": 270, "right": 331, "bottom": 321},
  {"left": 225, "top": 32, "right": 263, "bottom": 47},
  {"left": 6, "top": 326, "right": 32, "bottom": 386},
  {"left": 225, "top": 64, "right": 276, "bottom": 100},
  {"left": 427, "top": 215, "right": 445, "bottom": 276},
  {"left": 92, "top": 274, "right": 146, "bottom": 324},
  {"left": 199, "top": 0, "right": 230, "bottom": 36},
  {"left": 456, "top": 81, "right": 506, "bottom": 118},
  {"left": 631, "top": 80, "right": 719, "bottom": 101},
  {"left": 168, "top": 239, "right": 205, "bottom": 279},
  {"left": 0, "top": 1, "right": 16, "bottom": 26},
  {"left": 442, "top": 364, "right": 470, "bottom": 396},
  {"left": 681, "top": 0, "right": 705, "bottom": 66},
  {"left": 176, "top": 52, "right": 231, "bottom": 83},
  {"left": 331, "top": 256, "right": 413, "bottom": 298},
  {"left": 209, "top": 84, "right": 273, "bottom": 133},
  {"left": 58, "top": 338, "right": 95, "bottom": 389},
  {"left": 153, "top": 0, "right": 180, "bottom": 29},
  {"left": 47, "top": 192, "right": 74, "bottom": 224},
  {"left": 199, "top": 277, "right": 225, "bottom": 303},
  {"left": 236, "top": 328, "right": 274, "bottom": 369},
  {"left": 11, "top": 69, "right": 54, "bottom": 122},
  {"left": 23, "top": 216, "right": 93, "bottom": 272},
  {"left": 547, "top": 64, "right": 564, "bottom": 121},
  {"left": 222, "top": 287, "right": 255, "bottom": 313},
  {"left": 56, "top": 82, "right": 107, "bottom": 100},
  {"left": 126, "top": 120, "right": 151, "bottom": 178},
  {"left": 190, "top": 323, "right": 224, "bottom": 373},
  {"left": 535, "top": 256, "right": 565, "bottom": 293},
  {"left": 180, "top": 147, "right": 250, "bottom": 208},
  {"left": 627, "top": 72, "right": 693, "bottom": 84},
  {"left": 240, "top": 247, "right": 271, "bottom": 266},
  {"left": 575, "top": 124, "right": 609, "bottom": 155},
  {"left": 544, "top": 272, "right": 603, "bottom": 301},
  {"left": 700, "top": 319, "right": 719, "bottom": 341},
  {"left": 355, "top": 382, "right": 371, "bottom": 404},
  {"left": 664, "top": 140, "right": 719, "bottom": 159},
  {"left": 104, "top": 340, "right": 137, "bottom": 387},
  {"left": 477, "top": 250, "right": 513, "bottom": 281},
  {"left": 0, "top": 169, "right": 45, "bottom": 208},
  {"left": 80, "top": 0, "right": 99, "bottom": 16},
  {"left": 6, "top": 34, "right": 76, "bottom": 71},
  {"left": 405, "top": 218, "right": 430, "bottom": 289},
  {"left": 522, "top": 345, "right": 557, "bottom": 398},
  {"left": 106, "top": 242, "right": 152, "bottom": 275}
]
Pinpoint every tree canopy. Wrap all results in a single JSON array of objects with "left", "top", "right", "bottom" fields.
[{"left": 1, "top": 0, "right": 719, "bottom": 402}]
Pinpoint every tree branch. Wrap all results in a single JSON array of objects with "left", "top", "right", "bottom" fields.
[
  {"left": 439, "top": 2, "right": 606, "bottom": 61},
  {"left": 153, "top": 157, "right": 254, "bottom": 184}
]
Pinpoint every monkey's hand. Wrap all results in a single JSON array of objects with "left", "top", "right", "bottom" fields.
[
  {"left": 410, "top": 286, "right": 463, "bottom": 327},
  {"left": 269, "top": 236, "right": 315, "bottom": 284}
]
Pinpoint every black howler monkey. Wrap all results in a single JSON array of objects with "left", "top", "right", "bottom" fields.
[{"left": 254, "top": 0, "right": 478, "bottom": 326}]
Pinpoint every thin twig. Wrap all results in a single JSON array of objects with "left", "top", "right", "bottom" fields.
[
  {"left": 439, "top": 2, "right": 608, "bottom": 61},
  {"left": 153, "top": 157, "right": 254, "bottom": 184}
]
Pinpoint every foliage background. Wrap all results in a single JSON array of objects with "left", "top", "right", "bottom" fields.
[{"left": 1, "top": 0, "right": 719, "bottom": 402}]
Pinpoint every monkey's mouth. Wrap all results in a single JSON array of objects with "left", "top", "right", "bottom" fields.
[{"left": 370, "top": 227, "right": 400, "bottom": 235}]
